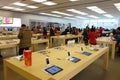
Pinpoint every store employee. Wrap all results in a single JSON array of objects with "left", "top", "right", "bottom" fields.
[{"left": 18, "top": 24, "right": 32, "bottom": 55}]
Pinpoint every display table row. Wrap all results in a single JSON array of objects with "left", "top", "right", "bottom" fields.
[
  {"left": 96, "top": 37, "right": 116, "bottom": 60},
  {"left": 0, "top": 39, "right": 49, "bottom": 57},
  {"left": 0, "top": 35, "right": 116, "bottom": 60},
  {"left": 4, "top": 44, "right": 109, "bottom": 80},
  {"left": 0, "top": 33, "right": 44, "bottom": 40},
  {"left": 50, "top": 35, "right": 116, "bottom": 60},
  {"left": 50, "top": 35, "right": 83, "bottom": 47}
]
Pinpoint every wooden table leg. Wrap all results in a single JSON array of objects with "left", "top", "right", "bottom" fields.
[
  {"left": 50, "top": 37, "right": 52, "bottom": 48},
  {"left": 77, "top": 37, "right": 79, "bottom": 43},
  {"left": 63, "top": 39, "right": 65, "bottom": 45},
  {"left": 104, "top": 48, "right": 109, "bottom": 70},
  {"left": 47, "top": 40, "right": 49, "bottom": 48},
  {"left": 33, "top": 44, "right": 35, "bottom": 51},
  {"left": 4, "top": 61, "right": 13, "bottom": 80},
  {"left": 111, "top": 42, "right": 115, "bottom": 60}
]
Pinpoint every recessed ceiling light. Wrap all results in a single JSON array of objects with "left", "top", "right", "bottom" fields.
[
  {"left": 64, "top": 17, "right": 76, "bottom": 20},
  {"left": 42, "top": 1, "right": 57, "bottom": 5},
  {"left": 13, "top": 2, "right": 27, "bottom": 6},
  {"left": 114, "top": 3, "right": 120, "bottom": 11},
  {"left": 27, "top": 5, "right": 38, "bottom": 8},
  {"left": 67, "top": 9, "right": 88, "bottom": 15},
  {"left": 75, "top": 16, "right": 88, "bottom": 19},
  {"left": 39, "top": 13, "right": 61, "bottom": 17},
  {"left": 2, "top": 6, "right": 14, "bottom": 9},
  {"left": 86, "top": 6, "right": 106, "bottom": 14},
  {"left": 52, "top": 11, "right": 73, "bottom": 16},
  {"left": 2, "top": 6, "right": 25, "bottom": 11},
  {"left": 69, "top": 0, "right": 79, "bottom": 2},
  {"left": 13, "top": 8, "right": 25, "bottom": 11},
  {"left": 31, "top": 0, "right": 47, "bottom": 3},
  {"left": 103, "top": 14, "right": 113, "bottom": 18},
  {"left": 114, "top": 3, "right": 120, "bottom": 6},
  {"left": 88, "top": 15, "right": 99, "bottom": 18}
]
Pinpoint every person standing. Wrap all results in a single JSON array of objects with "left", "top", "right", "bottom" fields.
[
  {"left": 50, "top": 26, "right": 55, "bottom": 36},
  {"left": 115, "top": 27, "right": 120, "bottom": 55},
  {"left": 18, "top": 24, "right": 32, "bottom": 55},
  {"left": 43, "top": 27, "right": 47, "bottom": 39},
  {"left": 89, "top": 28, "right": 97, "bottom": 45},
  {"left": 82, "top": 28, "right": 89, "bottom": 45}
]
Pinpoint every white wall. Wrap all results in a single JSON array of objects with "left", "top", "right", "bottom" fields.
[{"left": 0, "top": 10, "right": 76, "bottom": 27}]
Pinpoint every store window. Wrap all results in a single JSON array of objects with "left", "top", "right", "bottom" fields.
[{"left": 82, "top": 19, "right": 118, "bottom": 29}]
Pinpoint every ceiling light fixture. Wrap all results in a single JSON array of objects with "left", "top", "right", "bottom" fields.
[
  {"left": 64, "top": 17, "right": 76, "bottom": 20},
  {"left": 103, "top": 14, "right": 113, "bottom": 18},
  {"left": 67, "top": 9, "right": 88, "bottom": 15},
  {"left": 39, "top": 13, "right": 61, "bottom": 17},
  {"left": 2, "top": 6, "right": 25, "bottom": 11},
  {"left": 86, "top": 6, "right": 106, "bottom": 14},
  {"left": 31, "top": 0, "right": 47, "bottom": 3},
  {"left": 114, "top": 3, "right": 120, "bottom": 11},
  {"left": 69, "top": 0, "right": 79, "bottom": 2},
  {"left": 2, "top": 6, "right": 14, "bottom": 9},
  {"left": 42, "top": 1, "right": 57, "bottom": 5},
  {"left": 75, "top": 16, "right": 88, "bottom": 19},
  {"left": 88, "top": 15, "right": 99, "bottom": 18},
  {"left": 52, "top": 11, "right": 73, "bottom": 16},
  {"left": 27, "top": 5, "right": 38, "bottom": 8},
  {"left": 13, "top": 2, "right": 27, "bottom": 6},
  {"left": 13, "top": 8, "right": 25, "bottom": 11}
]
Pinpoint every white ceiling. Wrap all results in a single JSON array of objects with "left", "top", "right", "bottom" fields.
[{"left": 0, "top": 0, "right": 120, "bottom": 19}]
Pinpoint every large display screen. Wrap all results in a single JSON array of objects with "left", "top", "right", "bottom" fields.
[{"left": 3, "top": 17, "right": 13, "bottom": 24}]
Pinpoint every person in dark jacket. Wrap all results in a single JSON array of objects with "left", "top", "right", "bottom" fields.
[
  {"left": 50, "top": 26, "right": 55, "bottom": 36},
  {"left": 43, "top": 27, "right": 47, "bottom": 39},
  {"left": 61, "top": 27, "right": 71, "bottom": 35},
  {"left": 18, "top": 24, "right": 32, "bottom": 55},
  {"left": 82, "top": 29, "right": 89, "bottom": 45}
]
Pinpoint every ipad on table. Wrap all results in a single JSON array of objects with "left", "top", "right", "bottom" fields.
[
  {"left": 45, "top": 65, "right": 63, "bottom": 75},
  {"left": 81, "top": 52, "right": 91, "bottom": 56},
  {"left": 70, "top": 57, "right": 81, "bottom": 63}
]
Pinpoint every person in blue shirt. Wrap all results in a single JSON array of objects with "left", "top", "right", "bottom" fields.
[{"left": 115, "top": 27, "right": 120, "bottom": 56}]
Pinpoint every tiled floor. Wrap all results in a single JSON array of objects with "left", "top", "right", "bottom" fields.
[{"left": 0, "top": 41, "right": 120, "bottom": 80}]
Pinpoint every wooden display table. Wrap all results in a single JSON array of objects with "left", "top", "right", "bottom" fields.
[
  {"left": 50, "top": 35, "right": 82, "bottom": 47},
  {"left": 32, "top": 38, "right": 49, "bottom": 51},
  {"left": 0, "top": 35, "right": 18, "bottom": 40},
  {"left": 0, "top": 38, "right": 49, "bottom": 51},
  {"left": 4, "top": 44, "right": 109, "bottom": 80},
  {"left": 32, "top": 34, "right": 43, "bottom": 39},
  {"left": 97, "top": 37, "right": 116, "bottom": 60}
]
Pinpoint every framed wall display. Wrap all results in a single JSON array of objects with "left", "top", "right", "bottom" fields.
[{"left": 3, "top": 17, "right": 13, "bottom": 24}]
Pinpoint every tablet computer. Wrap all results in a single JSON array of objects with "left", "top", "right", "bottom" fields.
[
  {"left": 45, "top": 65, "right": 63, "bottom": 75},
  {"left": 70, "top": 57, "right": 81, "bottom": 63},
  {"left": 82, "top": 52, "right": 91, "bottom": 56}
]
